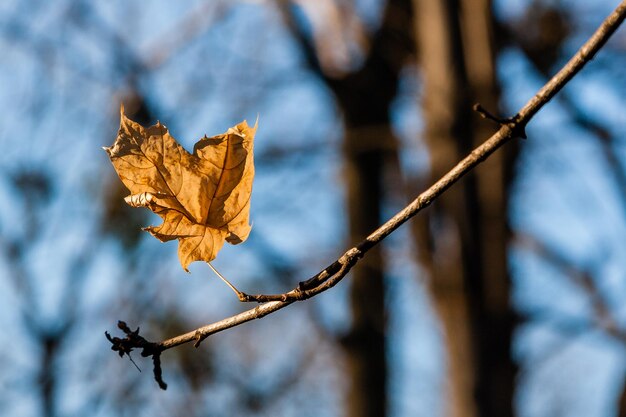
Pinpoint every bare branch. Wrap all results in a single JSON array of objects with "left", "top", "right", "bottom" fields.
[
  {"left": 515, "top": 1, "right": 626, "bottom": 124},
  {"left": 107, "top": 0, "right": 626, "bottom": 388}
]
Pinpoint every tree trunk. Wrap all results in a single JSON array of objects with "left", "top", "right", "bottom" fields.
[
  {"left": 618, "top": 378, "right": 626, "bottom": 417},
  {"left": 342, "top": 125, "right": 388, "bottom": 417},
  {"left": 333, "top": 1, "right": 413, "bottom": 416},
  {"left": 413, "top": 1, "right": 517, "bottom": 416}
]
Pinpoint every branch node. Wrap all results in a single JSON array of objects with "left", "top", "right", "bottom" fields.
[
  {"left": 472, "top": 103, "right": 528, "bottom": 139},
  {"left": 473, "top": 103, "right": 509, "bottom": 124},
  {"left": 340, "top": 248, "right": 362, "bottom": 266},
  {"left": 237, "top": 292, "right": 252, "bottom": 302},
  {"left": 292, "top": 288, "right": 307, "bottom": 301},
  {"left": 254, "top": 304, "right": 270, "bottom": 319},
  {"left": 193, "top": 330, "right": 205, "bottom": 348},
  {"left": 473, "top": 103, "right": 528, "bottom": 139},
  {"left": 511, "top": 114, "right": 528, "bottom": 139}
]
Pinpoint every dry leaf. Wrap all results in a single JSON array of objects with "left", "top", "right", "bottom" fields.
[{"left": 104, "top": 107, "right": 256, "bottom": 271}]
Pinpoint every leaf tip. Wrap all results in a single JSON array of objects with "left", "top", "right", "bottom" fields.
[{"left": 231, "top": 119, "right": 258, "bottom": 139}]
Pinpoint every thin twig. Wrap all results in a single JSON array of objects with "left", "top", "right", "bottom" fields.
[
  {"left": 207, "top": 262, "right": 249, "bottom": 301},
  {"left": 472, "top": 103, "right": 519, "bottom": 133},
  {"left": 107, "top": 0, "right": 626, "bottom": 384}
]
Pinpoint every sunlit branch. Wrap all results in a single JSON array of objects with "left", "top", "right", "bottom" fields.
[{"left": 107, "top": 0, "right": 626, "bottom": 389}]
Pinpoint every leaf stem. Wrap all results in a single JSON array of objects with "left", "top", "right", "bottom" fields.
[
  {"left": 207, "top": 262, "right": 280, "bottom": 302},
  {"left": 207, "top": 262, "right": 249, "bottom": 301}
]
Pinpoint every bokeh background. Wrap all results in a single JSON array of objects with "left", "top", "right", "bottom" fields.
[{"left": 1, "top": 0, "right": 625, "bottom": 416}]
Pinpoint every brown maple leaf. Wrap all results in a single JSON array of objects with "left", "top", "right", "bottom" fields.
[{"left": 104, "top": 107, "right": 256, "bottom": 271}]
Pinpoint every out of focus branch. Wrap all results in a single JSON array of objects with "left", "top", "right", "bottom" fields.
[
  {"left": 274, "top": 0, "right": 328, "bottom": 81},
  {"left": 107, "top": 0, "right": 626, "bottom": 389},
  {"left": 515, "top": 233, "right": 626, "bottom": 343},
  {"left": 514, "top": 232, "right": 626, "bottom": 377}
]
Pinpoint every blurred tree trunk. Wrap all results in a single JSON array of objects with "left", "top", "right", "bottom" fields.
[
  {"left": 276, "top": 1, "right": 410, "bottom": 414},
  {"left": 412, "top": 1, "right": 517, "bottom": 416},
  {"left": 341, "top": 126, "right": 388, "bottom": 417},
  {"left": 619, "top": 381, "right": 626, "bottom": 417},
  {"left": 332, "top": 1, "right": 413, "bottom": 416}
]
